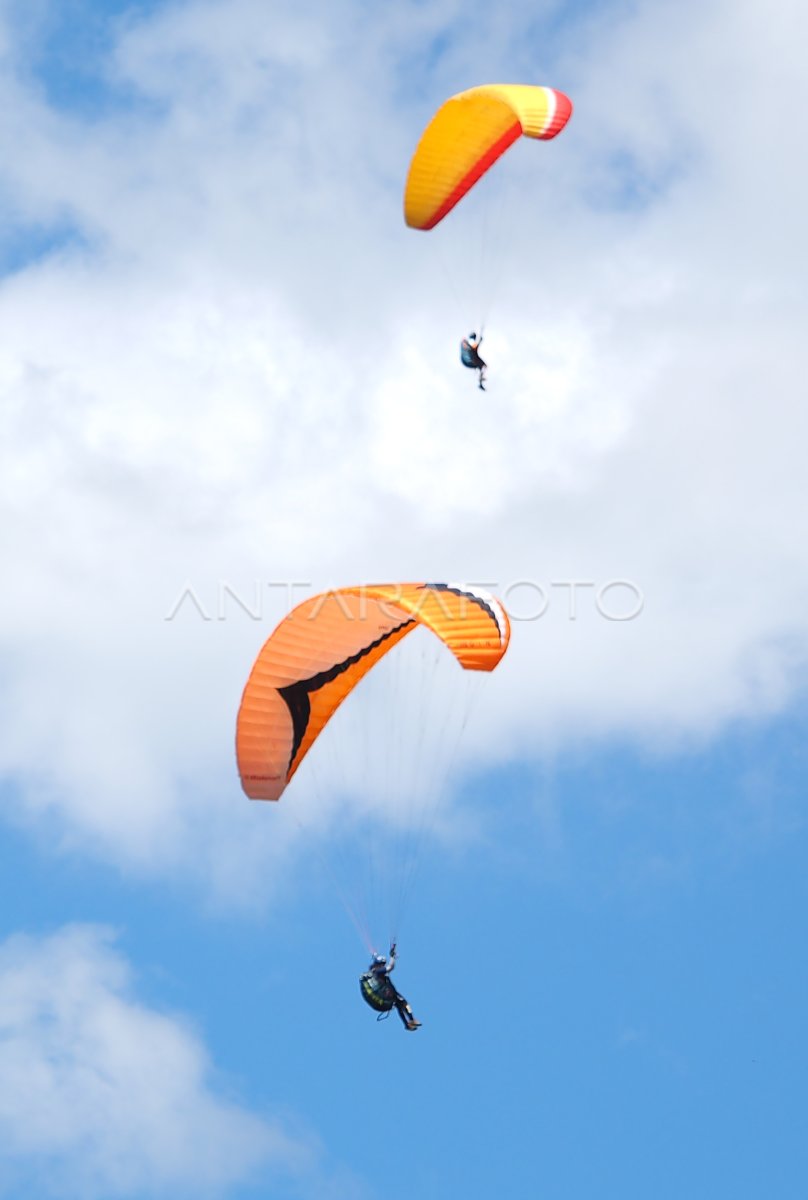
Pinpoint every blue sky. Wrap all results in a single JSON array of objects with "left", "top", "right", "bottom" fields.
[
  {"left": 4, "top": 715, "right": 808, "bottom": 1198},
  {"left": 1, "top": 0, "right": 807, "bottom": 1197}
]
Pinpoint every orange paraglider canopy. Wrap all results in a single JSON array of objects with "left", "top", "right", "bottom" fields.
[{"left": 236, "top": 583, "right": 510, "bottom": 801}]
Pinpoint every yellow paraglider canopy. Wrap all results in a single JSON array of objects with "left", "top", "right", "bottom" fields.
[{"left": 404, "top": 84, "right": 573, "bottom": 231}]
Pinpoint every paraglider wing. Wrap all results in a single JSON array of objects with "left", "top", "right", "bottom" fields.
[
  {"left": 404, "top": 84, "right": 572, "bottom": 231},
  {"left": 236, "top": 582, "right": 510, "bottom": 801}
]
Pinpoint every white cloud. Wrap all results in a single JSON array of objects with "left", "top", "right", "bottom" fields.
[
  {"left": 0, "top": 0, "right": 806, "bottom": 887},
  {"left": 0, "top": 925, "right": 310, "bottom": 1198}
]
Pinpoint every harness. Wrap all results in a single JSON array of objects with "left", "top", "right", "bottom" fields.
[
  {"left": 460, "top": 340, "right": 484, "bottom": 370},
  {"left": 359, "top": 972, "right": 396, "bottom": 1013}
]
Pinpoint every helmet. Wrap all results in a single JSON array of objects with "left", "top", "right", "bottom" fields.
[{"left": 469, "top": 332, "right": 477, "bottom": 340}]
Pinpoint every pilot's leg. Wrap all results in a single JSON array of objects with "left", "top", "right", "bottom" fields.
[{"left": 394, "top": 994, "right": 421, "bottom": 1030}]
